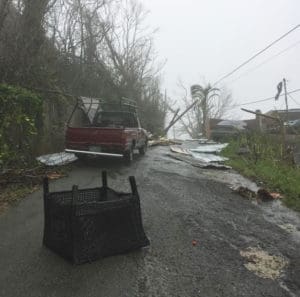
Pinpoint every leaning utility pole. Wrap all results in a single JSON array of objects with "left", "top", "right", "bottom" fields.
[{"left": 164, "top": 100, "right": 198, "bottom": 135}]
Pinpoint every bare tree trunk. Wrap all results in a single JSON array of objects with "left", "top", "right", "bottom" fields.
[{"left": 0, "top": 0, "right": 10, "bottom": 32}]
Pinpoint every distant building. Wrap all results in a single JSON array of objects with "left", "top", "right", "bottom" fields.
[
  {"left": 265, "top": 109, "right": 300, "bottom": 122},
  {"left": 209, "top": 109, "right": 300, "bottom": 135},
  {"left": 209, "top": 110, "right": 263, "bottom": 133}
]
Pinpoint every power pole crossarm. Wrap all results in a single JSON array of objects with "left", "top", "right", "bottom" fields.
[{"left": 241, "top": 108, "right": 280, "bottom": 121}]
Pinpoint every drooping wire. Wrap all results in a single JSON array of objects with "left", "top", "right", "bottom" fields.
[
  {"left": 213, "top": 24, "right": 300, "bottom": 86},
  {"left": 227, "top": 40, "right": 300, "bottom": 85},
  {"left": 288, "top": 93, "right": 300, "bottom": 106},
  {"left": 232, "top": 88, "right": 300, "bottom": 108}
]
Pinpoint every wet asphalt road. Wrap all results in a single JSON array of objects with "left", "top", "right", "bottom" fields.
[{"left": 0, "top": 146, "right": 300, "bottom": 297}]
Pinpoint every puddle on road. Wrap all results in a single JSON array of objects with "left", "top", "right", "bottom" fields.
[
  {"left": 200, "top": 169, "right": 300, "bottom": 242},
  {"left": 155, "top": 146, "right": 300, "bottom": 243},
  {"left": 240, "top": 247, "right": 288, "bottom": 280},
  {"left": 200, "top": 169, "right": 260, "bottom": 193},
  {"left": 261, "top": 200, "right": 300, "bottom": 243}
]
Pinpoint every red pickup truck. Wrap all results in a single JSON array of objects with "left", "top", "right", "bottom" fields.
[{"left": 65, "top": 99, "right": 148, "bottom": 162}]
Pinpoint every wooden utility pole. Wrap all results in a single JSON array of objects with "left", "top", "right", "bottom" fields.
[
  {"left": 202, "top": 96, "right": 207, "bottom": 138},
  {"left": 241, "top": 108, "right": 286, "bottom": 156},
  {"left": 283, "top": 78, "right": 289, "bottom": 122}
]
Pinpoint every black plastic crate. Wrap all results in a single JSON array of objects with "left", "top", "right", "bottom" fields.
[{"left": 43, "top": 171, "right": 150, "bottom": 264}]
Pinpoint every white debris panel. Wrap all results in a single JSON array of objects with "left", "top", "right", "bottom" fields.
[
  {"left": 191, "top": 152, "right": 228, "bottom": 163},
  {"left": 190, "top": 143, "right": 228, "bottom": 153},
  {"left": 170, "top": 145, "right": 191, "bottom": 155},
  {"left": 36, "top": 152, "right": 78, "bottom": 166},
  {"left": 169, "top": 142, "right": 229, "bottom": 166}
]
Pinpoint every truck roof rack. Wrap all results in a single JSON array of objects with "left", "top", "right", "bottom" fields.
[
  {"left": 79, "top": 96, "right": 137, "bottom": 112},
  {"left": 99, "top": 97, "right": 137, "bottom": 112},
  {"left": 67, "top": 96, "right": 138, "bottom": 125},
  {"left": 67, "top": 96, "right": 138, "bottom": 124}
]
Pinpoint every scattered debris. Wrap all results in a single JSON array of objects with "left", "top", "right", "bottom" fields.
[
  {"left": 191, "top": 152, "right": 228, "bottom": 163},
  {"left": 257, "top": 189, "right": 273, "bottom": 201},
  {"left": 36, "top": 152, "right": 78, "bottom": 166},
  {"left": 231, "top": 186, "right": 283, "bottom": 202},
  {"left": 168, "top": 140, "right": 230, "bottom": 169},
  {"left": 184, "top": 138, "right": 202, "bottom": 142},
  {"left": 184, "top": 138, "right": 217, "bottom": 144},
  {"left": 148, "top": 138, "right": 183, "bottom": 147},
  {"left": 0, "top": 167, "right": 44, "bottom": 185},
  {"left": 47, "top": 172, "right": 66, "bottom": 180},
  {"left": 257, "top": 189, "right": 283, "bottom": 201},
  {"left": 170, "top": 145, "right": 191, "bottom": 155},
  {"left": 270, "top": 192, "right": 283, "bottom": 199},
  {"left": 192, "top": 162, "right": 231, "bottom": 170},
  {"left": 198, "top": 138, "right": 217, "bottom": 144},
  {"left": 231, "top": 186, "right": 257, "bottom": 199},
  {"left": 0, "top": 166, "right": 68, "bottom": 185},
  {"left": 0, "top": 183, "right": 39, "bottom": 214},
  {"left": 240, "top": 247, "right": 288, "bottom": 280},
  {"left": 167, "top": 153, "right": 231, "bottom": 170},
  {"left": 190, "top": 143, "right": 228, "bottom": 154},
  {"left": 0, "top": 165, "right": 68, "bottom": 214},
  {"left": 168, "top": 140, "right": 230, "bottom": 170}
]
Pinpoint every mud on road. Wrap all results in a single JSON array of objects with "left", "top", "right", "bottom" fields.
[{"left": 0, "top": 146, "right": 300, "bottom": 297}]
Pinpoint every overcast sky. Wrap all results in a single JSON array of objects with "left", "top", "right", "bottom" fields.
[{"left": 143, "top": 0, "right": 300, "bottom": 120}]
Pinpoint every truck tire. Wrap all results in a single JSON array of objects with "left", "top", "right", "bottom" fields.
[
  {"left": 123, "top": 147, "right": 133, "bottom": 164},
  {"left": 139, "top": 144, "right": 147, "bottom": 155}
]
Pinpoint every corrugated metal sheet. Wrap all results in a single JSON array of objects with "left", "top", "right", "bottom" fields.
[
  {"left": 191, "top": 152, "right": 228, "bottom": 163},
  {"left": 37, "top": 152, "right": 78, "bottom": 166},
  {"left": 190, "top": 143, "right": 228, "bottom": 153}
]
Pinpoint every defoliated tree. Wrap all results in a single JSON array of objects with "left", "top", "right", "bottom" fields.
[{"left": 178, "top": 81, "right": 233, "bottom": 138}]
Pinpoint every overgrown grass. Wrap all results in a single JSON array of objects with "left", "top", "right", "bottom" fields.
[{"left": 222, "top": 135, "right": 300, "bottom": 211}]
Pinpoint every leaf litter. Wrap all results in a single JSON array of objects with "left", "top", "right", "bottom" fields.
[{"left": 240, "top": 247, "right": 288, "bottom": 280}]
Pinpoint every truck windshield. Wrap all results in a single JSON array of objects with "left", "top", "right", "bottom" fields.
[{"left": 93, "top": 112, "right": 138, "bottom": 128}]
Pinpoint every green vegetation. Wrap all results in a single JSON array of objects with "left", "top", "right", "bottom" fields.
[
  {"left": 222, "top": 133, "right": 300, "bottom": 211},
  {"left": 0, "top": 1, "right": 166, "bottom": 135},
  {"left": 0, "top": 84, "right": 42, "bottom": 167}
]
